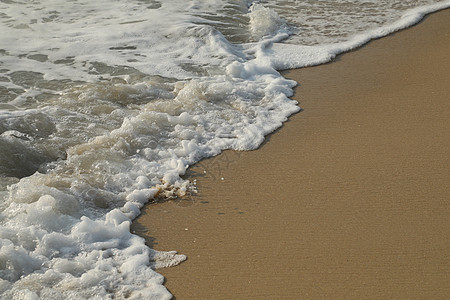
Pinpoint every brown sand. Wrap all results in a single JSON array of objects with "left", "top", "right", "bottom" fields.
[{"left": 132, "top": 9, "right": 450, "bottom": 299}]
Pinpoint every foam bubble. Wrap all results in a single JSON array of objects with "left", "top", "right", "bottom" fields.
[{"left": 248, "top": 3, "right": 290, "bottom": 41}]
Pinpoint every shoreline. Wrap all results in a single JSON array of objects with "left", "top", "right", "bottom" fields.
[{"left": 133, "top": 9, "right": 450, "bottom": 299}]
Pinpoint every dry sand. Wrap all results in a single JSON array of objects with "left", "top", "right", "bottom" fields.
[{"left": 132, "top": 9, "right": 450, "bottom": 299}]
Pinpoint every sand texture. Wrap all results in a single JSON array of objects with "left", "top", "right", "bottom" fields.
[{"left": 132, "top": 9, "right": 450, "bottom": 299}]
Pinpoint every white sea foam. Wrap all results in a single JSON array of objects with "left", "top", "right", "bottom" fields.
[
  {"left": 248, "top": 3, "right": 290, "bottom": 40},
  {"left": 1, "top": 0, "right": 449, "bottom": 298},
  {"left": 269, "top": 1, "right": 450, "bottom": 70}
]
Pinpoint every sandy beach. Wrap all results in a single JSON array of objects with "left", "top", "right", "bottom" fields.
[{"left": 132, "top": 9, "right": 450, "bottom": 299}]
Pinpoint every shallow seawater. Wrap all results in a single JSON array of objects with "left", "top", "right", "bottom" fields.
[{"left": 1, "top": 0, "right": 449, "bottom": 298}]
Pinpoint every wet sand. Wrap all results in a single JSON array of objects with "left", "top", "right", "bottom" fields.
[{"left": 132, "top": 9, "right": 450, "bottom": 299}]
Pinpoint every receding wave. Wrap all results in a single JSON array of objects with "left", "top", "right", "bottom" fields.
[{"left": 0, "top": 0, "right": 449, "bottom": 298}]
